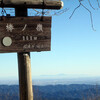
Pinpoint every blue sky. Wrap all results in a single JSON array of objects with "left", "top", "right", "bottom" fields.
[{"left": 0, "top": 0, "right": 100, "bottom": 79}]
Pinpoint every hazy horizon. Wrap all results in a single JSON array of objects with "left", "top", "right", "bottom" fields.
[{"left": 0, "top": 74, "right": 100, "bottom": 85}]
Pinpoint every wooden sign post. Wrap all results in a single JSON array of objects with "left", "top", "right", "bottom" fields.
[
  {"left": 0, "top": 17, "right": 51, "bottom": 53},
  {"left": 15, "top": 7, "right": 51, "bottom": 100},
  {"left": 16, "top": 7, "right": 33, "bottom": 100},
  {"left": 18, "top": 52, "right": 33, "bottom": 100},
  {"left": 0, "top": 11, "right": 51, "bottom": 100},
  {"left": 0, "top": 0, "right": 62, "bottom": 100}
]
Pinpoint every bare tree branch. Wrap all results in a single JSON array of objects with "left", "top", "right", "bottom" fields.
[
  {"left": 97, "top": 0, "right": 100, "bottom": 8},
  {"left": 69, "top": 0, "right": 96, "bottom": 31},
  {"left": 29, "top": 0, "right": 98, "bottom": 31},
  {"left": 79, "top": 0, "right": 96, "bottom": 31},
  {"left": 33, "top": 9, "right": 42, "bottom": 15},
  {"left": 69, "top": 4, "right": 81, "bottom": 19},
  {"left": 52, "top": 8, "right": 69, "bottom": 16},
  {"left": 44, "top": 10, "right": 51, "bottom": 15},
  {"left": 88, "top": 0, "right": 96, "bottom": 10},
  {"left": 32, "top": 8, "right": 69, "bottom": 16}
]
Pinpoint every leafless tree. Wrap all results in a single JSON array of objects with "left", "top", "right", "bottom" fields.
[
  {"left": 31, "top": 0, "right": 100, "bottom": 31},
  {"left": 1, "top": 0, "right": 100, "bottom": 31}
]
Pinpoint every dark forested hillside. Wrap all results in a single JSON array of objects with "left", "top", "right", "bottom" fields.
[{"left": 0, "top": 84, "right": 100, "bottom": 100}]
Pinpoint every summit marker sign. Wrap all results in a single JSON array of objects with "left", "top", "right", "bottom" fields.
[{"left": 0, "top": 16, "right": 51, "bottom": 53}]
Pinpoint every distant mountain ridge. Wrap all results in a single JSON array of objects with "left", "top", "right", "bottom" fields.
[
  {"left": 0, "top": 75, "right": 100, "bottom": 85},
  {"left": 33, "top": 74, "right": 91, "bottom": 79}
]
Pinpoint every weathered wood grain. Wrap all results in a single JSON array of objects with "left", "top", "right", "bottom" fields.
[
  {"left": 0, "top": 0, "right": 62, "bottom": 9},
  {"left": 18, "top": 52, "right": 33, "bottom": 100},
  {"left": 0, "top": 16, "right": 51, "bottom": 53}
]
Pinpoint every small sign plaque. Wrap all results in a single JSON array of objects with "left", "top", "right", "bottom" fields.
[{"left": 0, "top": 16, "right": 51, "bottom": 53}]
